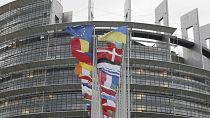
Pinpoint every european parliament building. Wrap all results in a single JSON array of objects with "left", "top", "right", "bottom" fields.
[{"left": 0, "top": 0, "right": 210, "bottom": 118}]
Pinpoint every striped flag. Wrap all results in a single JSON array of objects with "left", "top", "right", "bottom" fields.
[
  {"left": 97, "top": 26, "right": 127, "bottom": 116},
  {"left": 99, "top": 70, "right": 119, "bottom": 90},
  {"left": 101, "top": 86, "right": 116, "bottom": 118},
  {"left": 79, "top": 75, "right": 92, "bottom": 82},
  {"left": 81, "top": 79, "right": 92, "bottom": 101},
  {"left": 82, "top": 85, "right": 92, "bottom": 101},
  {"left": 102, "top": 99, "right": 116, "bottom": 112},
  {"left": 97, "top": 62, "right": 120, "bottom": 74},
  {"left": 101, "top": 92, "right": 116, "bottom": 102},
  {"left": 74, "top": 62, "right": 93, "bottom": 76},
  {"left": 67, "top": 25, "right": 94, "bottom": 118},
  {"left": 101, "top": 86, "right": 116, "bottom": 96}
]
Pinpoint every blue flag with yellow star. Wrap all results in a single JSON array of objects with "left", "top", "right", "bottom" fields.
[
  {"left": 66, "top": 25, "right": 94, "bottom": 65},
  {"left": 66, "top": 25, "right": 93, "bottom": 43}
]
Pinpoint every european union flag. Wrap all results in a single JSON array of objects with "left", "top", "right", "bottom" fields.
[{"left": 66, "top": 25, "right": 93, "bottom": 43}]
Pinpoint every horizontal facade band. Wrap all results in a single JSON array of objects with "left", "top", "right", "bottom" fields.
[
  {"left": 1, "top": 57, "right": 210, "bottom": 78},
  {"left": 0, "top": 84, "right": 81, "bottom": 98},
  {"left": 6, "top": 110, "right": 88, "bottom": 118},
  {"left": 0, "top": 58, "right": 77, "bottom": 75},
  {"left": 0, "top": 21, "right": 209, "bottom": 58},
  {"left": 131, "top": 84, "right": 210, "bottom": 102},
  {"left": 0, "top": 21, "right": 176, "bottom": 43},
  {"left": 131, "top": 111, "right": 190, "bottom": 118},
  {"left": 130, "top": 58, "right": 210, "bottom": 78}
]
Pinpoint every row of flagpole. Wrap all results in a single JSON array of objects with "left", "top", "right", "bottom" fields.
[
  {"left": 66, "top": 25, "right": 129, "bottom": 118},
  {"left": 88, "top": 2, "right": 132, "bottom": 117}
]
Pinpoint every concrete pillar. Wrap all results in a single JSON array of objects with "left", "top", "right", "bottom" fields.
[
  {"left": 50, "top": 0, "right": 63, "bottom": 24},
  {"left": 155, "top": 0, "right": 169, "bottom": 26},
  {"left": 200, "top": 24, "right": 210, "bottom": 70},
  {"left": 155, "top": 0, "right": 170, "bottom": 60},
  {"left": 181, "top": 8, "right": 203, "bottom": 68}
]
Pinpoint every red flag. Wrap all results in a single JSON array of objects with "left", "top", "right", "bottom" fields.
[
  {"left": 97, "top": 46, "right": 123, "bottom": 55},
  {"left": 97, "top": 47, "right": 122, "bottom": 65},
  {"left": 71, "top": 38, "right": 93, "bottom": 65},
  {"left": 71, "top": 38, "right": 90, "bottom": 52},
  {"left": 84, "top": 93, "right": 92, "bottom": 100},
  {"left": 101, "top": 86, "right": 116, "bottom": 96},
  {"left": 102, "top": 99, "right": 116, "bottom": 112},
  {"left": 79, "top": 75, "right": 92, "bottom": 82},
  {"left": 72, "top": 50, "right": 93, "bottom": 65},
  {"left": 102, "top": 106, "right": 116, "bottom": 112},
  {"left": 71, "top": 38, "right": 81, "bottom": 50}
]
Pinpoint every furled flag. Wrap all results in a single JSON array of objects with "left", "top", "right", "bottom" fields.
[
  {"left": 81, "top": 79, "right": 92, "bottom": 101},
  {"left": 86, "top": 103, "right": 91, "bottom": 117},
  {"left": 99, "top": 26, "right": 128, "bottom": 44},
  {"left": 101, "top": 86, "right": 116, "bottom": 118}
]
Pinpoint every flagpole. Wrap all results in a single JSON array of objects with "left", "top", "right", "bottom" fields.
[
  {"left": 91, "top": 25, "right": 102, "bottom": 118},
  {"left": 127, "top": 27, "right": 131, "bottom": 118},
  {"left": 120, "top": 33, "right": 128, "bottom": 118},
  {"left": 96, "top": 34, "right": 103, "bottom": 118},
  {"left": 116, "top": 82, "right": 120, "bottom": 118}
]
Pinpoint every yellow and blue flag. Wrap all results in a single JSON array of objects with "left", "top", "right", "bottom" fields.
[{"left": 99, "top": 26, "right": 128, "bottom": 44}]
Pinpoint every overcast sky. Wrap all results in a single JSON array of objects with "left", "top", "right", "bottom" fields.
[{"left": 0, "top": 0, "right": 210, "bottom": 35}]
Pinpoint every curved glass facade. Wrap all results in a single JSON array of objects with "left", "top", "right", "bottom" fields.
[
  {"left": 0, "top": 1, "right": 210, "bottom": 118},
  {"left": 0, "top": 0, "right": 51, "bottom": 36},
  {"left": 0, "top": 29, "right": 209, "bottom": 118},
  {"left": 131, "top": 63, "right": 210, "bottom": 118}
]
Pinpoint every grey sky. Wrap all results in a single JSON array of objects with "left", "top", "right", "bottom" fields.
[{"left": 1, "top": 0, "right": 210, "bottom": 35}]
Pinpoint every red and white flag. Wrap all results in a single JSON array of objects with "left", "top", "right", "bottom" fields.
[
  {"left": 97, "top": 47, "right": 123, "bottom": 65},
  {"left": 102, "top": 99, "right": 116, "bottom": 112}
]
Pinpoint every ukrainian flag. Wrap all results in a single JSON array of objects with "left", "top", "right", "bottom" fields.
[{"left": 99, "top": 26, "right": 128, "bottom": 44}]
